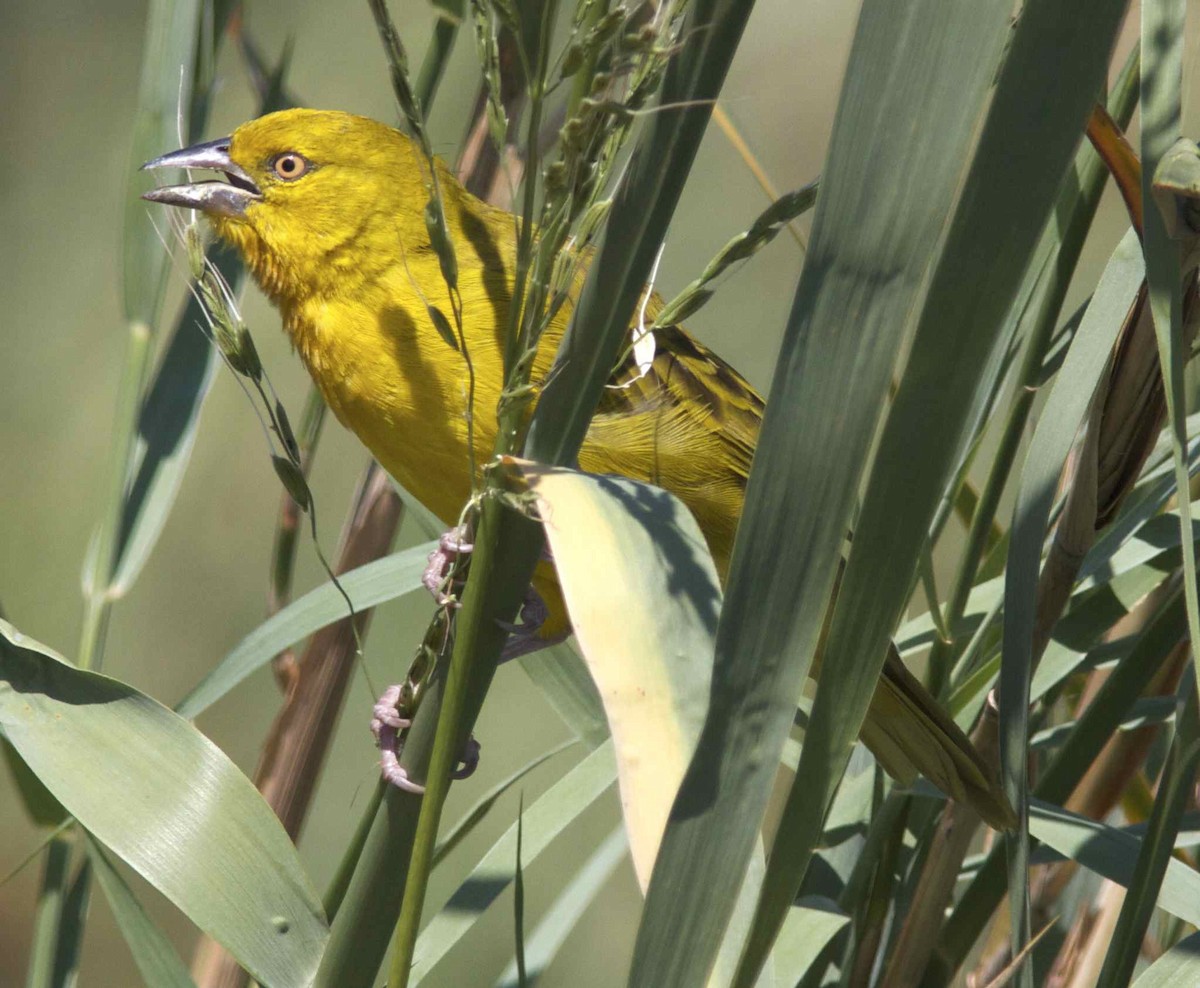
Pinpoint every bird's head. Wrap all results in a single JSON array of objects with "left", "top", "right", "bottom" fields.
[{"left": 142, "top": 108, "right": 427, "bottom": 300}]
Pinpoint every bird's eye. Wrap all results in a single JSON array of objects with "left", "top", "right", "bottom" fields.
[{"left": 271, "top": 153, "right": 310, "bottom": 181}]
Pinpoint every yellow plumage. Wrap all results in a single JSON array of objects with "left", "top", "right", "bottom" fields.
[
  {"left": 145, "top": 107, "right": 1013, "bottom": 829},
  {"left": 211, "top": 111, "right": 749, "bottom": 569}
]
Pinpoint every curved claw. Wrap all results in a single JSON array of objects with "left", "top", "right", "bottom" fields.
[
  {"left": 372, "top": 683, "right": 481, "bottom": 792},
  {"left": 370, "top": 684, "right": 412, "bottom": 733},
  {"left": 423, "top": 526, "right": 474, "bottom": 607},
  {"left": 495, "top": 583, "right": 568, "bottom": 661},
  {"left": 453, "top": 737, "right": 482, "bottom": 780},
  {"left": 373, "top": 684, "right": 422, "bottom": 792},
  {"left": 496, "top": 588, "right": 548, "bottom": 634},
  {"left": 380, "top": 747, "right": 426, "bottom": 794}
]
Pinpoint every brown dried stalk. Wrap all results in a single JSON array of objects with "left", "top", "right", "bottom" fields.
[
  {"left": 1047, "top": 880, "right": 1125, "bottom": 988},
  {"left": 880, "top": 697, "right": 1003, "bottom": 987}
]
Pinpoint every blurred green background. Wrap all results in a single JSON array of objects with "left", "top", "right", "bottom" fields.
[{"left": 0, "top": 1, "right": 1147, "bottom": 984}]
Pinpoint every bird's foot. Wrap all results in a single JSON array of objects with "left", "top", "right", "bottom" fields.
[
  {"left": 497, "top": 583, "right": 568, "bottom": 661},
  {"left": 423, "top": 525, "right": 474, "bottom": 608},
  {"left": 371, "top": 684, "right": 481, "bottom": 793}
]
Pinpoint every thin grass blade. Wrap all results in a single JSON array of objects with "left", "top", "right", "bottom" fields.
[
  {"left": 999, "top": 224, "right": 1145, "bottom": 978},
  {"left": 936, "top": 586, "right": 1189, "bottom": 975},
  {"left": 411, "top": 742, "right": 617, "bottom": 984},
  {"left": 493, "top": 826, "right": 627, "bottom": 988},
  {"left": 1028, "top": 797, "right": 1200, "bottom": 927},
  {"left": 25, "top": 838, "right": 71, "bottom": 988},
  {"left": 1141, "top": 0, "right": 1200, "bottom": 704},
  {"left": 175, "top": 540, "right": 435, "bottom": 719},
  {"left": 434, "top": 739, "right": 576, "bottom": 869},
  {"left": 50, "top": 856, "right": 91, "bottom": 988},
  {"left": 513, "top": 796, "right": 527, "bottom": 988},
  {"left": 1096, "top": 676, "right": 1200, "bottom": 988}
]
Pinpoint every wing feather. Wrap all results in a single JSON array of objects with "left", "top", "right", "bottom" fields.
[{"left": 579, "top": 324, "right": 763, "bottom": 575}]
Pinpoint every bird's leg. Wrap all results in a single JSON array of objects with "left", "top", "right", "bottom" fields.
[
  {"left": 370, "top": 684, "right": 422, "bottom": 793},
  {"left": 371, "top": 611, "right": 479, "bottom": 794},
  {"left": 496, "top": 581, "right": 569, "bottom": 660},
  {"left": 425, "top": 527, "right": 564, "bottom": 660},
  {"left": 378, "top": 533, "right": 557, "bottom": 792},
  {"left": 422, "top": 525, "right": 474, "bottom": 607},
  {"left": 371, "top": 682, "right": 482, "bottom": 793},
  {"left": 496, "top": 540, "right": 567, "bottom": 660}
]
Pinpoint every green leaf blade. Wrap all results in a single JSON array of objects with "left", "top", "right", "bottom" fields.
[
  {"left": 175, "top": 540, "right": 435, "bottom": 720},
  {"left": 0, "top": 622, "right": 328, "bottom": 988},
  {"left": 85, "top": 834, "right": 197, "bottom": 988}
]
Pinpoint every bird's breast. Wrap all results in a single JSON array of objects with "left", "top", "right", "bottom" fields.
[{"left": 284, "top": 293, "right": 500, "bottom": 524}]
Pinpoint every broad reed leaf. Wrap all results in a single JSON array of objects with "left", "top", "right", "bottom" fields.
[
  {"left": 967, "top": 813, "right": 1200, "bottom": 869},
  {"left": 770, "top": 898, "right": 849, "bottom": 985},
  {"left": 811, "top": 6, "right": 1128, "bottom": 975},
  {"left": 175, "top": 539, "right": 435, "bottom": 719},
  {"left": 1030, "top": 682, "right": 1178, "bottom": 753},
  {"left": 505, "top": 460, "right": 772, "bottom": 986},
  {"left": 113, "top": 61, "right": 294, "bottom": 596},
  {"left": 634, "top": 1, "right": 1028, "bottom": 981},
  {"left": 85, "top": 834, "right": 196, "bottom": 988},
  {"left": 2, "top": 737, "right": 66, "bottom": 827},
  {"left": 517, "top": 640, "right": 609, "bottom": 747},
  {"left": 0, "top": 621, "right": 327, "bottom": 987},
  {"left": 512, "top": 461, "right": 719, "bottom": 888},
  {"left": 679, "top": 0, "right": 1122, "bottom": 981},
  {"left": 110, "top": 259, "right": 224, "bottom": 595}
]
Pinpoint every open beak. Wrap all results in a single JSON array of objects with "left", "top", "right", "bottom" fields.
[{"left": 140, "top": 137, "right": 262, "bottom": 217}]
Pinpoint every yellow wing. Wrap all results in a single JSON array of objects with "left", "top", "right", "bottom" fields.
[{"left": 581, "top": 324, "right": 761, "bottom": 577}]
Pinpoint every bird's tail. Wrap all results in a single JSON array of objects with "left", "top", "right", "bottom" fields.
[{"left": 859, "top": 647, "right": 1016, "bottom": 831}]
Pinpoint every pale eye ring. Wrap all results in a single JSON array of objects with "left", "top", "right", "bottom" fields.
[{"left": 271, "top": 152, "right": 310, "bottom": 181}]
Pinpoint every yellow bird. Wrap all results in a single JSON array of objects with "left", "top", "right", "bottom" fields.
[{"left": 143, "top": 108, "right": 1012, "bottom": 828}]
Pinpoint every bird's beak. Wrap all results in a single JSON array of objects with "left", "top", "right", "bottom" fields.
[{"left": 140, "top": 137, "right": 262, "bottom": 217}]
